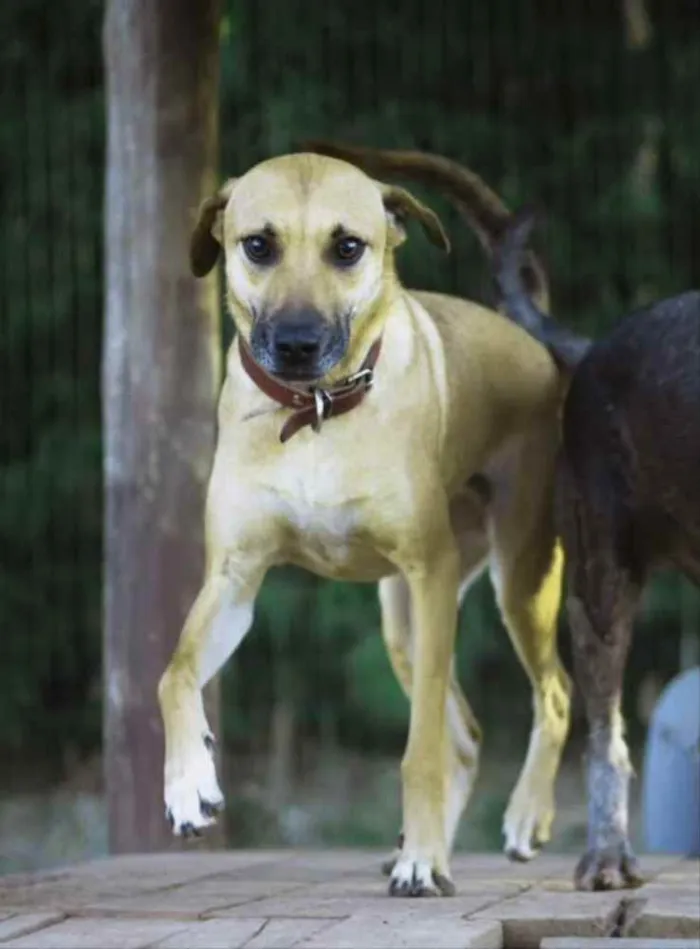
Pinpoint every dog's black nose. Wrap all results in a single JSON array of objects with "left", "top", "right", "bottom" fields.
[{"left": 272, "top": 320, "right": 324, "bottom": 368}]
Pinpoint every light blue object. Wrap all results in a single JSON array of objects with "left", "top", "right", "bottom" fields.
[{"left": 642, "top": 666, "right": 700, "bottom": 855}]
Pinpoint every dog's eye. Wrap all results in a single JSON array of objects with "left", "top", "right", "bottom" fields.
[
  {"left": 242, "top": 234, "right": 275, "bottom": 264},
  {"left": 331, "top": 236, "right": 366, "bottom": 267}
]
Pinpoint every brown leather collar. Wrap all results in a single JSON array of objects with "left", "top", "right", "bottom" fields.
[{"left": 238, "top": 335, "right": 382, "bottom": 443}]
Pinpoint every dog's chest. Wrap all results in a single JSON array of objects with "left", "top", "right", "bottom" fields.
[
  {"left": 285, "top": 501, "right": 391, "bottom": 581},
  {"left": 271, "top": 463, "right": 394, "bottom": 581},
  {"left": 292, "top": 502, "right": 354, "bottom": 558}
]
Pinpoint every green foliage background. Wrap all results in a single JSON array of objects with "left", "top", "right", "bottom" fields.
[{"left": 0, "top": 0, "right": 698, "bottom": 784}]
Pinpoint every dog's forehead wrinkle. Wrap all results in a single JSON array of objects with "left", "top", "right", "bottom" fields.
[
  {"left": 295, "top": 153, "right": 317, "bottom": 198},
  {"left": 229, "top": 157, "right": 383, "bottom": 246}
]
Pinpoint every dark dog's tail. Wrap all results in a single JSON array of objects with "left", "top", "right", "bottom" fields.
[
  {"left": 494, "top": 206, "right": 592, "bottom": 371},
  {"left": 300, "top": 140, "right": 549, "bottom": 312}
]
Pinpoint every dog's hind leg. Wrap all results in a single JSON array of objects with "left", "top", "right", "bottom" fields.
[
  {"left": 561, "top": 468, "right": 645, "bottom": 891},
  {"left": 569, "top": 590, "right": 643, "bottom": 891},
  {"left": 487, "top": 437, "right": 572, "bottom": 862},
  {"left": 158, "top": 554, "right": 265, "bottom": 837},
  {"left": 378, "top": 545, "right": 485, "bottom": 876},
  {"left": 491, "top": 537, "right": 571, "bottom": 862}
]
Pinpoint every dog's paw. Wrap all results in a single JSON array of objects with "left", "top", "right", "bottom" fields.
[
  {"left": 388, "top": 853, "right": 455, "bottom": 898},
  {"left": 164, "top": 733, "right": 224, "bottom": 838},
  {"left": 503, "top": 786, "right": 554, "bottom": 862},
  {"left": 574, "top": 843, "right": 645, "bottom": 891}
]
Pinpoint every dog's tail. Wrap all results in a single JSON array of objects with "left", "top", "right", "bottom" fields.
[
  {"left": 300, "top": 140, "right": 549, "bottom": 311},
  {"left": 494, "top": 206, "right": 592, "bottom": 371}
]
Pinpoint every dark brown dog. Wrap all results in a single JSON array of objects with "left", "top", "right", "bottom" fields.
[{"left": 493, "top": 208, "right": 700, "bottom": 891}]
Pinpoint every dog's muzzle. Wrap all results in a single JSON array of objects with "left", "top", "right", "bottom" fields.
[{"left": 250, "top": 307, "right": 345, "bottom": 382}]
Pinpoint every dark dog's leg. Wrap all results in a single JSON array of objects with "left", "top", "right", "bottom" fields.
[
  {"left": 569, "top": 592, "right": 645, "bottom": 890},
  {"left": 560, "top": 465, "right": 646, "bottom": 891}
]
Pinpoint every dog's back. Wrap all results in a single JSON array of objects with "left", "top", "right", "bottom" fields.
[{"left": 563, "top": 291, "right": 700, "bottom": 570}]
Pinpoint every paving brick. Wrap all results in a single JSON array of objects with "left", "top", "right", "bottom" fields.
[
  {"left": 304, "top": 876, "right": 523, "bottom": 900},
  {"left": 70, "top": 851, "right": 288, "bottom": 879},
  {"left": 627, "top": 888, "right": 700, "bottom": 939},
  {"left": 213, "top": 889, "right": 506, "bottom": 921},
  {"left": 641, "top": 856, "right": 686, "bottom": 877},
  {"left": 0, "top": 882, "right": 122, "bottom": 913},
  {"left": 297, "top": 915, "right": 503, "bottom": 948},
  {"left": 451, "top": 854, "right": 574, "bottom": 883},
  {"left": 239, "top": 863, "right": 366, "bottom": 886},
  {"left": 0, "top": 918, "right": 187, "bottom": 949},
  {"left": 653, "top": 861, "right": 700, "bottom": 888},
  {"left": 282, "top": 850, "right": 389, "bottom": 873},
  {"left": 540, "top": 938, "right": 700, "bottom": 949},
  {"left": 472, "top": 889, "right": 624, "bottom": 949},
  {"left": 74, "top": 878, "right": 305, "bottom": 919},
  {"left": 0, "top": 852, "right": 292, "bottom": 911},
  {"left": 0, "top": 915, "right": 64, "bottom": 944},
  {"left": 243, "top": 918, "right": 343, "bottom": 948},
  {"left": 0, "top": 857, "right": 298, "bottom": 913},
  {"left": 155, "top": 918, "right": 360, "bottom": 948},
  {"left": 145, "top": 918, "right": 270, "bottom": 947}
]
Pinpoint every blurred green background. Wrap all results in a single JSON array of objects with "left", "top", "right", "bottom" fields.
[{"left": 1, "top": 0, "right": 699, "bottom": 873}]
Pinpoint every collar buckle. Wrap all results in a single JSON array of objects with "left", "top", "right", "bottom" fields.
[
  {"left": 345, "top": 367, "right": 374, "bottom": 389},
  {"left": 311, "top": 388, "right": 332, "bottom": 434}
]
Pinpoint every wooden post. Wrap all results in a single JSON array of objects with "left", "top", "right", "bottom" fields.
[{"left": 103, "top": 0, "right": 223, "bottom": 853}]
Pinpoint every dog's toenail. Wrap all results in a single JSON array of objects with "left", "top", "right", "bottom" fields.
[
  {"left": 180, "top": 822, "right": 202, "bottom": 839},
  {"left": 199, "top": 798, "right": 221, "bottom": 818},
  {"left": 506, "top": 847, "right": 528, "bottom": 863}
]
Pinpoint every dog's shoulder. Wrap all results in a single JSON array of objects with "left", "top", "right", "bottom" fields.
[
  {"left": 411, "top": 288, "right": 539, "bottom": 339},
  {"left": 410, "top": 289, "right": 558, "bottom": 373},
  {"left": 407, "top": 289, "right": 563, "bottom": 425}
]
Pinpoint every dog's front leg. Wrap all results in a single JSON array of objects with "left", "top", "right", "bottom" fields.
[
  {"left": 389, "top": 539, "right": 460, "bottom": 897},
  {"left": 158, "top": 562, "right": 264, "bottom": 837}
]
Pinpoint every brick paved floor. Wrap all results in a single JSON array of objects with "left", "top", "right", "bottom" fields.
[{"left": 0, "top": 851, "right": 697, "bottom": 948}]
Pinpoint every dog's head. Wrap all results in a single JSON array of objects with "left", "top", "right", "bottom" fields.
[{"left": 189, "top": 153, "right": 449, "bottom": 382}]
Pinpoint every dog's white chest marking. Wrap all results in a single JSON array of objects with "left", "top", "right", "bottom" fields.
[
  {"left": 285, "top": 495, "right": 377, "bottom": 578},
  {"left": 266, "top": 456, "right": 393, "bottom": 581},
  {"left": 292, "top": 500, "right": 357, "bottom": 565}
]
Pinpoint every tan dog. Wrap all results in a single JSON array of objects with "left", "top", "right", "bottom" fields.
[{"left": 158, "top": 148, "right": 572, "bottom": 897}]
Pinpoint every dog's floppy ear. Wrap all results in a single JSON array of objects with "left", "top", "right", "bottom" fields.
[
  {"left": 379, "top": 184, "right": 451, "bottom": 253},
  {"left": 189, "top": 178, "right": 237, "bottom": 278}
]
